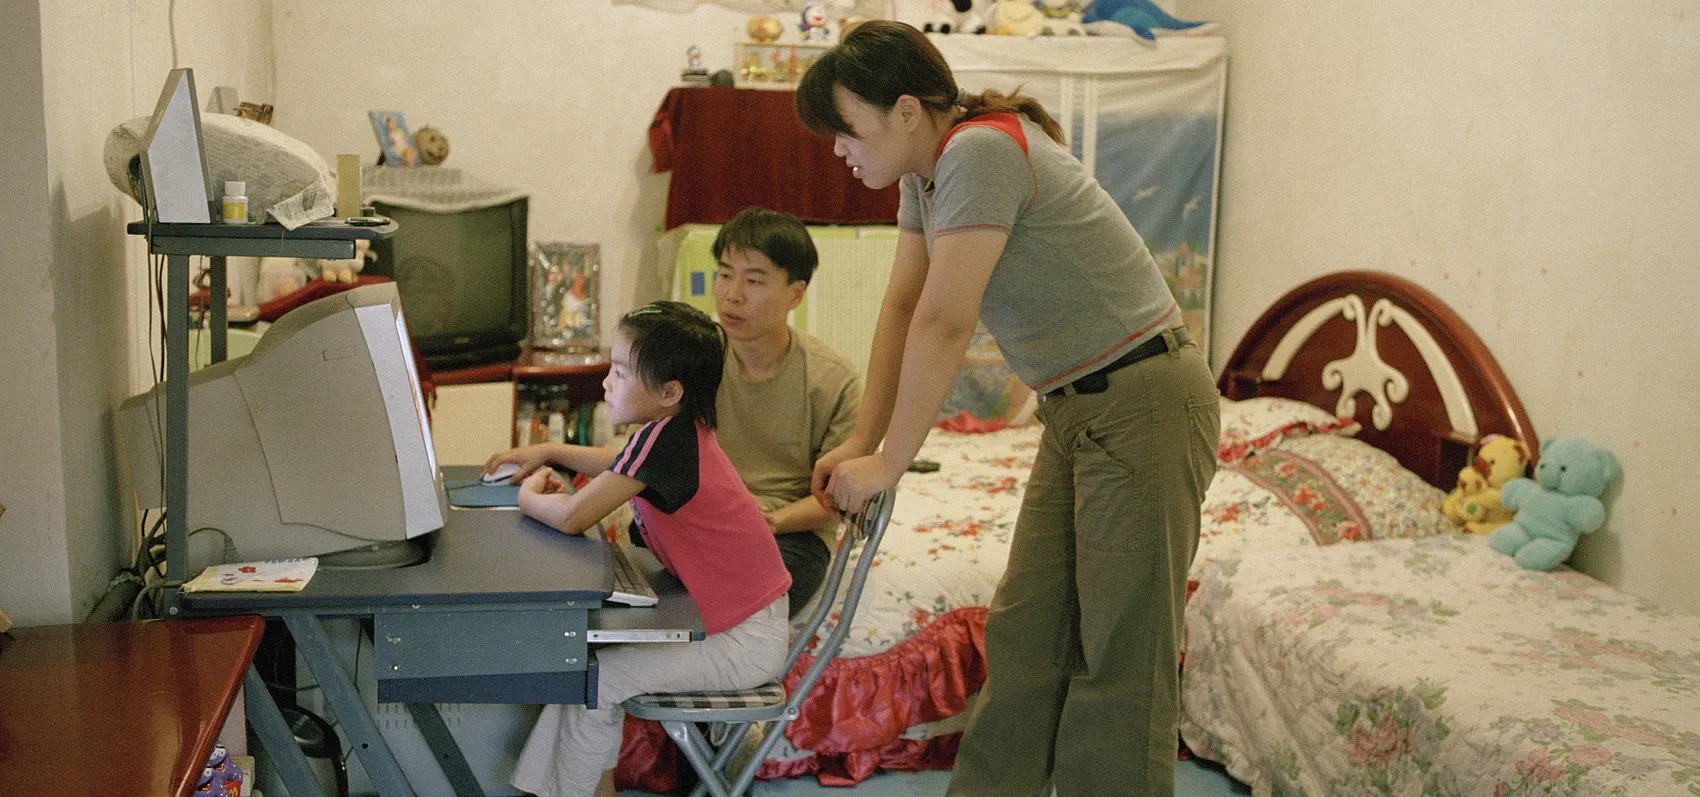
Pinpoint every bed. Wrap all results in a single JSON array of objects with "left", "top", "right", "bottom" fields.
[
  {"left": 620, "top": 272, "right": 1692, "bottom": 793},
  {"left": 1177, "top": 274, "right": 1700, "bottom": 795}
]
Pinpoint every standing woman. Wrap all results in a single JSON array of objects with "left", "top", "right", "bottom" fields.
[{"left": 797, "top": 21, "right": 1219, "bottom": 797}]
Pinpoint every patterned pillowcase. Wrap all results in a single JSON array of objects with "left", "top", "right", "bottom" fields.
[
  {"left": 1272, "top": 434, "right": 1455, "bottom": 540},
  {"left": 1217, "top": 397, "right": 1360, "bottom": 464}
]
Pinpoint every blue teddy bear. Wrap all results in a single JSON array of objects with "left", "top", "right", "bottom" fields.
[{"left": 1489, "top": 437, "right": 1620, "bottom": 571}]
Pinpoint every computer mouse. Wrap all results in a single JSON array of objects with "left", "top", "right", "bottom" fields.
[{"left": 481, "top": 463, "right": 523, "bottom": 484}]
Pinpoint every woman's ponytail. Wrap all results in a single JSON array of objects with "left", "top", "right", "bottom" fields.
[{"left": 961, "top": 89, "right": 1066, "bottom": 145}]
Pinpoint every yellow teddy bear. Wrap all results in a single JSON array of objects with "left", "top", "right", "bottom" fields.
[{"left": 1441, "top": 434, "right": 1532, "bottom": 534}]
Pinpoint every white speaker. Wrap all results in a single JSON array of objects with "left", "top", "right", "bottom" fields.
[{"left": 140, "top": 68, "right": 215, "bottom": 223}]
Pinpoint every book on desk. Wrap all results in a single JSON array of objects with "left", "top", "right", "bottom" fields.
[{"left": 182, "top": 557, "right": 319, "bottom": 593}]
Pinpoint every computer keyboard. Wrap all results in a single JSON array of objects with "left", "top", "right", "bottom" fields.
[{"left": 607, "top": 542, "right": 658, "bottom": 607}]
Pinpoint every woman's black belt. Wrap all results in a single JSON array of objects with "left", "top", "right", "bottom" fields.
[{"left": 1043, "top": 326, "right": 1192, "bottom": 399}]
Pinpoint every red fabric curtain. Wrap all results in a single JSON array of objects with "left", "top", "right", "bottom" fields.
[{"left": 648, "top": 87, "right": 900, "bottom": 230}]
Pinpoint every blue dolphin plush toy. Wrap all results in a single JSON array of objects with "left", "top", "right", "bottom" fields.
[{"left": 1082, "top": 0, "right": 1211, "bottom": 40}]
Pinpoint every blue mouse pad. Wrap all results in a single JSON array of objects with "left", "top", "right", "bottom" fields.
[{"left": 444, "top": 479, "right": 521, "bottom": 508}]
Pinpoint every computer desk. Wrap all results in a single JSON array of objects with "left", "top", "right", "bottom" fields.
[{"left": 180, "top": 503, "right": 704, "bottom": 797}]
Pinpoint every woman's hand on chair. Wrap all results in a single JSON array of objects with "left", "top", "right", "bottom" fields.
[
  {"left": 812, "top": 437, "right": 869, "bottom": 512},
  {"left": 826, "top": 453, "right": 900, "bottom": 515}
]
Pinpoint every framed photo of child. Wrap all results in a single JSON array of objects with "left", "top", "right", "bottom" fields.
[{"left": 368, "top": 110, "right": 420, "bottom": 167}]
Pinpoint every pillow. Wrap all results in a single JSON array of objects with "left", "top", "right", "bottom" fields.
[
  {"left": 104, "top": 113, "right": 335, "bottom": 229},
  {"left": 1217, "top": 396, "right": 1358, "bottom": 463},
  {"left": 1267, "top": 434, "right": 1454, "bottom": 540}
]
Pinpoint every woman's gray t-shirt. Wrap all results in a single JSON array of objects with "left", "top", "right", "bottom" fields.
[{"left": 899, "top": 114, "right": 1179, "bottom": 393}]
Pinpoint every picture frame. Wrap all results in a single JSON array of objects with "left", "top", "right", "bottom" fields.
[
  {"left": 367, "top": 110, "right": 420, "bottom": 167},
  {"left": 530, "top": 242, "right": 601, "bottom": 352}
]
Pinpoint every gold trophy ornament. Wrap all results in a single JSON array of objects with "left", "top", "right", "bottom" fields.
[{"left": 747, "top": 15, "right": 784, "bottom": 43}]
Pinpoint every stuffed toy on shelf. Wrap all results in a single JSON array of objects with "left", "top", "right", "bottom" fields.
[
  {"left": 1035, "top": 0, "right": 1087, "bottom": 35},
  {"left": 1081, "top": 0, "right": 1215, "bottom": 41},
  {"left": 1440, "top": 434, "right": 1531, "bottom": 535},
  {"left": 922, "top": 0, "right": 988, "bottom": 34},
  {"left": 1489, "top": 437, "right": 1620, "bottom": 571},
  {"left": 990, "top": 0, "right": 1046, "bottom": 35},
  {"left": 312, "top": 237, "right": 373, "bottom": 285}
]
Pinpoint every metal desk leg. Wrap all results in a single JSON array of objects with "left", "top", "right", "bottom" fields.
[
  {"left": 165, "top": 252, "right": 190, "bottom": 592},
  {"left": 245, "top": 666, "right": 327, "bottom": 797},
  {"left": 209, "top": 255, "right": 227, "bottom": 364},
  {"left": 405, "top": 703, "right": 487, "bottom": 797},
  {"left": 284, "top": 612, "right": 418, "bottom": 797}
]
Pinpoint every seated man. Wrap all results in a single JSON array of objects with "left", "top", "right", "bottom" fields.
[{"left": 710, "top": 207, "right": 862, "bottom": 616}]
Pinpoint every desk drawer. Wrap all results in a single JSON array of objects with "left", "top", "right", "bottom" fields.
[{"left": 375, "top": 608, "right": 589, "bottom": 704}]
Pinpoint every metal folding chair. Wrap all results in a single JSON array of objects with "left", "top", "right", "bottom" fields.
[{"left": 622, "top": 488, "right": 897, "bottom": 797}]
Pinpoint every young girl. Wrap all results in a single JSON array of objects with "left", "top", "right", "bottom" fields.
[
  {"left": 795, "top": 21, "right": 1219, "bottom": 797},
  {"left": 487, "top": 301, "right": 791, "bottom": 797}
]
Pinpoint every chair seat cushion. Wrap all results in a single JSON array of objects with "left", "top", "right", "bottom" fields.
[{"left": 626, "top": 681, "right": 785, "bottom": 711}]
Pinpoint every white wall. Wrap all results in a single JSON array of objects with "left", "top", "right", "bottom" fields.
[
  {"left": 1180, "top": 0, "right": 1700, "bottom": 612},
  {"left": 270, "top": 0, "right": 778, "bottom": 346},
  {"left": 0, "top": 0, "right": 274, "bottom": 626},
  {"left": 0, "top": 0, "right": 67, "bottom": 625},
  {"left": 269, "top": 1, "right": 958, "bottom": 345}
]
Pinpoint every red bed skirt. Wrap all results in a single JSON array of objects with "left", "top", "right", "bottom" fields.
[{"left": 614, "top": 583, "right": 1205, "bottom": 791}]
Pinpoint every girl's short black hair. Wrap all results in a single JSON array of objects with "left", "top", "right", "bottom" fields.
[{"left": 617, "top": 301, "right": 725, "bottom": 428}]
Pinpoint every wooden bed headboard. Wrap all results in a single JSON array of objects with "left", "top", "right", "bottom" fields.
[{"left": 1217, "top": 271, "right": 1537, "bottom": 489}]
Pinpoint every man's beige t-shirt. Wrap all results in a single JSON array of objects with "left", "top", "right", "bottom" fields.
[{"left": 716, "top": 328, "right": 862, "bottom": 546}]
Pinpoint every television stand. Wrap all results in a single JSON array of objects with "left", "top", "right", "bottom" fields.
[
  {"left": 429, "top": 347, "right": 611, "bottom": 461},
  {"left": 422, "top": 341, "right": 523, "bottom": 373}
]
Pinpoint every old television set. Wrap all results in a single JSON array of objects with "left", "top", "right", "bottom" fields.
[
  {"left": 119, "top": 283, "right": 447, "bottom": 569},
  {"left": 366, "top": 196, "right": 529, "bottom": 371}
]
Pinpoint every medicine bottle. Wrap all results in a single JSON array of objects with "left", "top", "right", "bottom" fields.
[{"left": 222, "top": 181, "right": 248, "bottom": 224}]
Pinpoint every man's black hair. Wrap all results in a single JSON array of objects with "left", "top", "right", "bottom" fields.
[
  {"left": 617, "top": 301, "right": 725, "bottom": 428},
  {"left": 711, "top": 206, "right": 819, "bottom": 285}
]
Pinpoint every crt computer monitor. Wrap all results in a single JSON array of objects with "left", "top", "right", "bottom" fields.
[
  {"left": 367, "top": 197, "right": 528, "bottom": 371},
  {"left": 119, "top": 283, "right": 447, "bottom": 570}
]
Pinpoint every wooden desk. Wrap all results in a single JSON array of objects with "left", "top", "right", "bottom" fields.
[{"left": 0, "top": 616, "right": 263, "bottom": 797}]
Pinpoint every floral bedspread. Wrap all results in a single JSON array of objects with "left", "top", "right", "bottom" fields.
[
  {"left": 1181, "top": 534, "right": 1700, "bottom": 797},
  {"left": 817, "top": 428, "right": 1450, "bottom": 659},
  {"left": 809, "top": 425, "right": 1039, "bottom": 659}
]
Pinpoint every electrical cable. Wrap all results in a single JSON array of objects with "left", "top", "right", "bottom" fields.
[
  {"left": 167, "top": 0, "right": 180, "bottom": 69},
  {"left": 131, "top": 508, "right": 165, "bottom": 576},
  {"left": 188, "top": 525, "right": 242, "bottom": 563},
  {"left": 261, "top": 677, "right": 321, "bottom": 694},
  {"left": 131, "top": 581, "right": 167, "bottom": 620}
]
